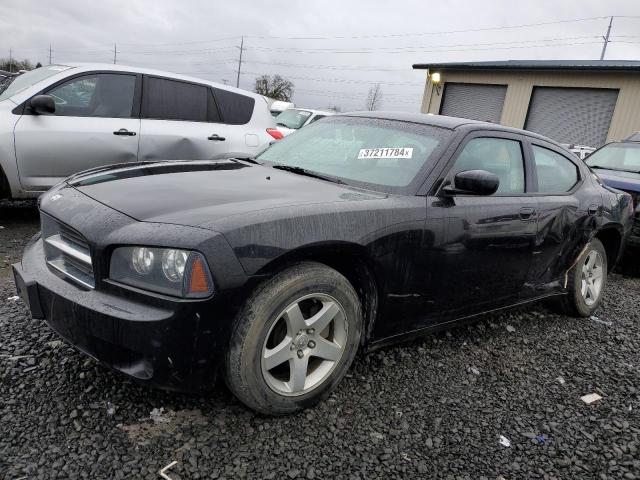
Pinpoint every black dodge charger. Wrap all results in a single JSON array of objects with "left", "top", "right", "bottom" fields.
[{"left": 13, "top": 112, "right": 633, "bottom": 414}]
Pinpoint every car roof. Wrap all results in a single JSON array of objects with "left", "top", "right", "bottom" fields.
[
  {"left": 337, "top": 111, "right": 559, "bottom": 141},
  {"left": 61, "top": 63, "right": 264, "bottom": 100}
]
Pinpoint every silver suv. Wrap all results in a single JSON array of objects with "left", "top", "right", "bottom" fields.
[{"left": 0, "top": 64, "right": 277, "bottom": 199}]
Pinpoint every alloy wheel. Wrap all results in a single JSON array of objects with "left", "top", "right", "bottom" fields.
[
  {"left": 581, "top": 249, "right": 604, "bottom": 306},
  {"left": 261, "top": 293, "right": 348, "bottom": 396}
]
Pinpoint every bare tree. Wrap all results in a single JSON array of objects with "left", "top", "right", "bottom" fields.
[
  {"left": 0, "top": 58, "right": 35, "bottom": 72},
  {"left": 254, "top": 74, "right": 294, "bottom": 102},
  {"left": 365, "top": 84, "right": 383, "bottom": 111}
]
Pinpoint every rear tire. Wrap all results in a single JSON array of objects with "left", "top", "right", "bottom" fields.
[
  {"left": 557, "top": 238, "right": 607, "bottom": 317},
  {"left": 225, "top": 262, "right": 362, "bottom": 415}
]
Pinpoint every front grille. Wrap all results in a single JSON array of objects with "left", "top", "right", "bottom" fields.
[{"left": 42, "top": 214, "right": 95, "bottom": 289}]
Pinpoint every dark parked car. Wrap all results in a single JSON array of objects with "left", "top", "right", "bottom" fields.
[
  {"left": 12, "top": 113, "right": 633, "bottom": 414},
  {"left": 585, "top": 133, "right": 640, "bottom": 248}
]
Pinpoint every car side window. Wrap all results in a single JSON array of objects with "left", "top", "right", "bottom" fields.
[
  {"left": 532, "top": 145, "right": 579, "bottom": 193},
  {"left": 142, "top": 77, "right": 218, "bottom": 122},
  {"left": 212, "top": 88, "right": 255, "bottom": 125},
  {"left": 45, "top": 74, "right": 136, "bottom": 118},
  {"left": 450, "top": 137, "right": 525, "bottom": 194}
]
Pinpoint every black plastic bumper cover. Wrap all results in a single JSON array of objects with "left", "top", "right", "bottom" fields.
[{"left": 12, "top": 239, "right": 229, "bottom": 391}]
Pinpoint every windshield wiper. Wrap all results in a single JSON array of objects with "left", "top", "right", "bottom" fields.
[
  {"left": 276, "top": 122, "right": 289, "bottom": 128},
  {"left": 272, "top": 164, "right": 345, "bottom": 184},
  {"left": 231, "top": 156, "right": 261, "bottom": 165}
]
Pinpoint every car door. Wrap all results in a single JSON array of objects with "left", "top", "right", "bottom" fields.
[
  {"left": 14, "top": 72, "right": 140, "bottom": 192},
  {"left": 526, "top": 140, "right": 595, "bottom": 285},
  {"left": 138, "top": 76, "right": 233, "bottom": 161},
  {"left": 425, "top": 132, "right": 538, "bottom": 315}
]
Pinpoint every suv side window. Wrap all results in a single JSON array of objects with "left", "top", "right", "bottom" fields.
[
  {"left": 532, "top": 145, "right": 579, "bottom": 193},
  {"left": 212, "top": 88, "right": 255, "bottom": 125},
  {"left": 450, "top": 137, "right": 525, "bottom": 194},
  {"left": 142, "top": 77, "right": 220, "bottom": 122},
  {"left": 46, "top": 73, "right": 136, "bottom": 118}
]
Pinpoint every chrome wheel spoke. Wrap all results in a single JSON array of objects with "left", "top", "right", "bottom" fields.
[
  {"left": 283, "top": 303, "right": 306, "bottom": 333},
  {"left": 263, "top": 337, "right": 293, "bottom": 371},
  {"left": 312, "top": 337, "right": 342, "bottom": 361},
  {"left": 587, "top": 282, "right": 597, "bottom": 300},
  {"left": 288, "top": 356, "right": 309, "bottom": 393},
  {"left": 306, "top": 301, "right": 340, "bottom": 332},
  {"left": 591, "top": 265, "right": 603, "bottom": 280}
]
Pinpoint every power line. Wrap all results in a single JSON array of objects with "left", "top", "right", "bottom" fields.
[
  {"left": 242, "top": 71, "right": 422, "bottom": 86},
  {"left": 246, "top": 39, "right": 602, "bottom": 54},
  {"left": 246, "top": 16, "right": 610, "bottom": 40}
]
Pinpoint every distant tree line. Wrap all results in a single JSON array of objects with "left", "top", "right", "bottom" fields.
[{"left": 0, "top": 58, "right": 42, "bottom": 73}]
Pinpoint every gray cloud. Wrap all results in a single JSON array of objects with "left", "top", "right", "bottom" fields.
[{"left": 1, "top": 0, "right": 639, "bottom": 111}]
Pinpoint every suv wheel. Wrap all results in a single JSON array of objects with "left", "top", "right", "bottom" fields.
[{"left": 225, "top": 262, "right": 362, "bottom": 415}]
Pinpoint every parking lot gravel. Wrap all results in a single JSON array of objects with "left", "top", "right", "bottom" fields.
[{"left": 1, "top": 202, "right": 639, "bottom": 480}]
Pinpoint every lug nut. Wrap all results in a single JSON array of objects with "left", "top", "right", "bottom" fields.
[
  {"left": 297, "top": 349, "right": 304, "bottom": 359},
  {"left": 308, "top": 340, "right": 316, "bottom": 348},
  {"left": 307, "top": 329, "right": 315, "bottom": 335}
]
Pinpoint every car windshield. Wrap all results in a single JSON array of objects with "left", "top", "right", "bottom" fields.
[
  {"left": 257, "top": 116, "right": 450, "bottom": 192},
  {"left": 0, "top": 65, "right": 71, "bottom": 101},
  {"left": 586, "top": 143, "right": 640, "bottom": 173},
  {"left": 275, "top": 109, "right": 313, "bottom": 129}
]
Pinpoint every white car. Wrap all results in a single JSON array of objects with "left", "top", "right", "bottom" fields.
[
  {"left": 274, "top": 108, "right": 334, "bottom": 136},
  {"left": 0, "top": 64, "right": 278, "bottom": 199},
  {"left": 267, "top": 99, "right": 295, "bottom": 117}
]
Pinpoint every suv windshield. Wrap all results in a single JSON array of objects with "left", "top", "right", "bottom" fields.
[
  {"left": 257, "top": 116, "right": 450, "bottom": 192},
  {"left": 275, "top": 109, "right": 313, "bottom": 129},
  {"left": 0, "top": 65, "right": 71, "bottom": 101},
  {"left": 586, "top": 142, "right": 640, "bottom": 173}
]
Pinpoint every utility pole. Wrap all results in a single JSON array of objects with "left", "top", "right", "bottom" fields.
[
  {"left": 49, "top": 45, "right": 52, "bottom": 65},
  {"left": 236, "top": 36, "right": 244, "bottom": 88},
  {"left": 8, "top": 48, "right": 12, "bottom": 72},
  {"left": 113, "top": 43, "right": 117, "bottom": 64},
  {"left": 600, "top": 16, "right": 613, "bottom": 60}
]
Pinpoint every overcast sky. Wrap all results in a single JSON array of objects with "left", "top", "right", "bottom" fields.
[{"left": 1, "top": 0, "right": 640, "bottom": 112}]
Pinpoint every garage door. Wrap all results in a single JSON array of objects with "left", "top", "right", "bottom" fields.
[
  {"left": 525, "top": 87, "right": 619, "bottom": 148},
  {"left": 440, "top": 83, "right": 507, "bottom": 123}
]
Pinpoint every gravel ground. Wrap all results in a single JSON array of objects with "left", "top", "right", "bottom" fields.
[{"left": 1, "top": 202, "right": 639, "bottom": 480}]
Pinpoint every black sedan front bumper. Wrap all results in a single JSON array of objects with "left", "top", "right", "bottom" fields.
[{"left": 12, "top": 238, "right": 232, "bottom": 391}]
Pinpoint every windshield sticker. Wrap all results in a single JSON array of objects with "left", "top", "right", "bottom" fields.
[{"left": 358, "top": 148, "right": 413, "bottom": 159}]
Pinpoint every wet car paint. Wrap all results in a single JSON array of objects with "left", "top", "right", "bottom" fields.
[
  {"left": 592, "top": 168, "right": 640, "bottom": 246},
  {"left": 13, "top": 116, "right": 633, "bottom": 390}
]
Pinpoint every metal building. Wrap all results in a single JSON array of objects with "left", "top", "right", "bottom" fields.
[{"left": 414, "top": 60, "right": 640, "bottom": 148}]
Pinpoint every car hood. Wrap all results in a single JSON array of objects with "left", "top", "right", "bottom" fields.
[
  {"left": 595, "top": 168, "right": 640, "bottom": 192},
  {"left": 69, "top": 160, "right": 384, "bottom": 228}
]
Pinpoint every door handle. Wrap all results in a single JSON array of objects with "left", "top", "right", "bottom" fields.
[
  {"left": 113, "top": 128, "right": 136, "bottom": 136},
  {"left": 588, "top": 204, "right": 600, "bottom": 216},
  {"left": 519, "top": 207, "right": 536, "bottom": 221},
  {"left": 208, "top": 134, "right": 226, "bottom": 141}
]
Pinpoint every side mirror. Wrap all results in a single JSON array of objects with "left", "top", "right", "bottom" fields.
[
  {"left": 444, "top": 169, "right": 500, "bottom": 196},
  {"left": 30, "top": 95, "right": 55, "bottom": 115}
]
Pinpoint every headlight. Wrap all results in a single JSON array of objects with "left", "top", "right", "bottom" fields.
[{"left": 110, "top": 246, "right": 213, "bottom": 298}]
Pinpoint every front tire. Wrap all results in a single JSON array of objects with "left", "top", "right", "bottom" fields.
[
  {"left": 558, "top": 238, "right": 608, "bottom": 317},
  {"left": 225, "top": 262, "right": 362, "bottom": 415}
]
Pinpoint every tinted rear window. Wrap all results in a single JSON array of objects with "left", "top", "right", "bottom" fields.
[
  {"left": 142, "top": 77, "right": 210, "bottom": 122},
  {"left": 213, "top": 88, "right": 255, "bottom": 125}
]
